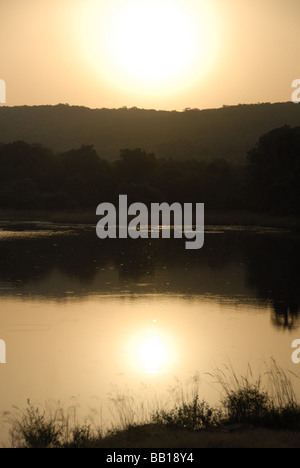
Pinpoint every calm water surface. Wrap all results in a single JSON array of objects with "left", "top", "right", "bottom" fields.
[{"left": 0, "top": 223, "right": 299, "bottom": 444}]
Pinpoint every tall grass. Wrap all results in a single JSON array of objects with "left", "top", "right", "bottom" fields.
[
  {"left": 264, "top": 359, "right": 298, "bottom": 408},
  {"left": 210, "top": 359, "right": 300, "bottom": 429},
  {"left": 8, "top": 399, "right": 101, "bottom": 448},
  {"left": 7, "top": 360, "right": 300, "bottom": 448}
]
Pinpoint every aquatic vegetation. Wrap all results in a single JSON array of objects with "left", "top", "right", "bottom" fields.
[{"left": 8, "top": 360, "right": 300, "bottom": 448}]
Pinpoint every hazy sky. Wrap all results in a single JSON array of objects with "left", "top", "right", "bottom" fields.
[{"left": 1, "top": 0, "right": 299, "bottom": 110}]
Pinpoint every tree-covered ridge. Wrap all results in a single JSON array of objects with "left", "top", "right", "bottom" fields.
[
  {"left": 0, "top": 102, "right": 300, "bottom": 163},
  {"left": 0, "top": 125, "right": 300, "bottom": 214}
]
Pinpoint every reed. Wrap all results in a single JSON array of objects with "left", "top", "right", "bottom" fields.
[{"left": 7, "top": 360, "right": 300, "bottom": 448}]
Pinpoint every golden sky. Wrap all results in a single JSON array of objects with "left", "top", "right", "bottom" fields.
[{"left": 1, "top": 0, "right": 299, "bottom": 110}]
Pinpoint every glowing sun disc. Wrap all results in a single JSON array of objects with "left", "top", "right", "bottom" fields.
[
  {"left": 109, "top": 1, "right": 196, "bottom": 84},
  {"left": 80, "top": 0, "right": 218, "bottom": 95}
]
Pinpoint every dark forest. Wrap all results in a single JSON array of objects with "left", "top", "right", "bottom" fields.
[{"left": 0, "top": 124, "right": 300, "bottom": 214}]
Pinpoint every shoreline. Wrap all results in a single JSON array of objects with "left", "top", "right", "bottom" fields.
[
  {"left": 90, "top": 424, "right": 300, "bottom": 449},
  {"left": 0, "top": 209, "right": 299, "bottom": 231}
]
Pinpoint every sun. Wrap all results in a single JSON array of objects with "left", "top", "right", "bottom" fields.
[
  {"left": 109, "top": 1, "right": 196, "bottom": 85},
  {"left": 79, "top": 0, "right": 218, "bottom": 96}
]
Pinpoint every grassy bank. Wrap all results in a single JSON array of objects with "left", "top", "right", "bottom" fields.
[
  {"left": 7, "top": 361, "right": 300, "bottom": 448},
  {"left": 77, "top": 425, "right": 300, "bottom": 449}
]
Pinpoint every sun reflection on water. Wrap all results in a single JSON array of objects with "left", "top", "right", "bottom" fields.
[
  {"left": 128, "top": 320, "right": 176, "bottom": 375},
  {"left": 139, "top": 335, "right": 166, "bottom": 374}
]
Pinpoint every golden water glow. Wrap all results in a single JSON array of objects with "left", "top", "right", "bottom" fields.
[
  {"left": 79, "top": 0, "right": 218, "bottom": 96},
  {"left": 0, "top": 293, "right": 299, "bottom": 445},
  {"left": 139, "top": 335, "right": 166, "bottom": 373},
  {"left": 126, "top": 319, "right": 177, "bottom": 374}
]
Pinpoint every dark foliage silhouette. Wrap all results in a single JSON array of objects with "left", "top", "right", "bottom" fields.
[
  {"left": 247, "top": 126, "right": 300, "bottom": 214},
  {"left": 1, "top": 102, "right": 300, "bottom": 163},
  {"left": 1, "top": 123, "right": 300, "bottom": 213}
]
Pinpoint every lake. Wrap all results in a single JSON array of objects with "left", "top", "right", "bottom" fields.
[{"left": 0, "top": 222, "right": 299, "bottom": 445}]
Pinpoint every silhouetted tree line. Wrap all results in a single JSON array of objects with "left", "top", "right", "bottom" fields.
[
  {"left": 247, "top": 125, "right": 300, "bottom": 214},
  {"left": 0, "top": 125, "right": 300, "bottom": 213},
  {"left": 1, "top": 102, "right": 300, "bottom": 163}
]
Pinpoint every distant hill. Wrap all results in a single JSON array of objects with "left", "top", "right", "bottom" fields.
[{"left": 0, "top": 102, "right": 300, "bottom": 164}]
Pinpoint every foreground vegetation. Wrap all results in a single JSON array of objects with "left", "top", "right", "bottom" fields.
[{"left": 7, "top": 361, "right": 300, "bottom": 448}]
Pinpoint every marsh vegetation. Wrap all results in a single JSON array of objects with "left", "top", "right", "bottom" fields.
[{"left": 7, "top": 360, "right": 300, "bottom": 448}]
